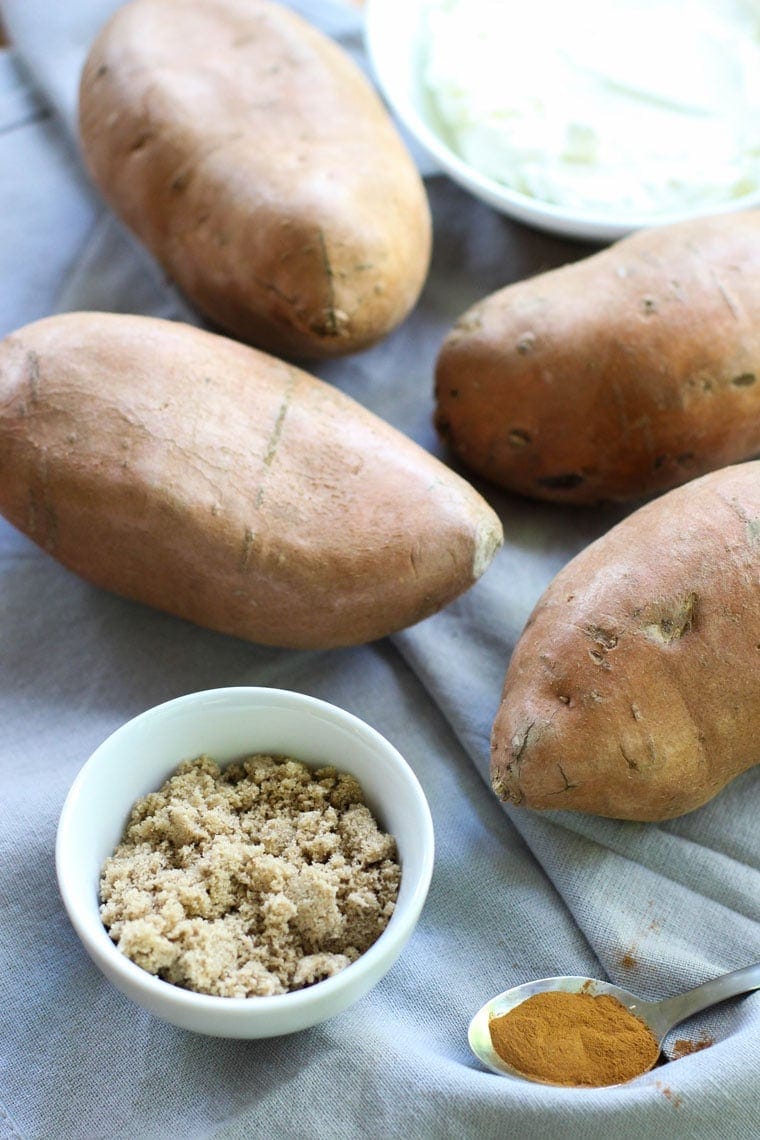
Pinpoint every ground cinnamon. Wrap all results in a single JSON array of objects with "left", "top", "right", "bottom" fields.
[
  {"left": 488, "top": 990, "right": 660, "bottom": 1087},
  {"left": 671, "top": 1034, "right": 713, "bottom": 1059}
]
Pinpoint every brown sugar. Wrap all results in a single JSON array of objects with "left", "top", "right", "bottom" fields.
[
  {"left": 100, "top": 754, "right": 400, "bottom": 997},
  {"left": 488, "top": 989, "right": 660, "bottom": 1087}
]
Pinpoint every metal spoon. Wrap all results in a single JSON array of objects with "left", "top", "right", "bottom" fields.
[{"left": 468, "top": 962, "right": 760, "bottom": 1085}]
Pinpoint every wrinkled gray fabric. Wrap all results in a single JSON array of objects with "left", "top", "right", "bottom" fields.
[{"left": 0, "top": 3, "right": 758, "bottom": 1138}]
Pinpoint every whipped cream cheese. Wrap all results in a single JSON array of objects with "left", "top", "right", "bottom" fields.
[{"left": 423, "top": 0, "right": 760, "bottom": 219}]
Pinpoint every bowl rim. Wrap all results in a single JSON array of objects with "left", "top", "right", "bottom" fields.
[
  {"left": 364, "top": 0, "right": 760, "bottom": 242},
  {"left": 55, "top": 685, "right": 435, "bottom": 1016}
]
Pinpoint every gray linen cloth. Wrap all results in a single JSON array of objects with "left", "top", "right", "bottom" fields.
[{"left": 0, "top": 2, "right": 758, "bottom": 1137}]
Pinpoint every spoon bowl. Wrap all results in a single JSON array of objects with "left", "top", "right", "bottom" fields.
[{"left": 469, "top": 962, "right": 760, "bottom": 1085}]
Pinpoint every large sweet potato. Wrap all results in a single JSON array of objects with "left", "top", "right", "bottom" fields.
[
  {"left": 491, "top": 463, "right": 760, "bottom": 819},
  {"left": 0, "top": 312, "right": 502, "bottom": 648},
  {"left": 436, "top": 211, "right": 760, "bottom": 504},
  {"left": 78, "top": 0, "right": 431, "bottom": 359}
]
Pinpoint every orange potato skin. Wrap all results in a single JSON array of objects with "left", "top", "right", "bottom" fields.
[
  {"left": 491, "top": 463, "right": 760, "bottom": 820},
  {"left": 0, "top": 313, "right": 502, "bottom": 649},
  {"left": 78, "top": 0, "right": 431, "bottom": 360},
  {"left": 436, "top": 211, "right": 760, "bottom": 504}
]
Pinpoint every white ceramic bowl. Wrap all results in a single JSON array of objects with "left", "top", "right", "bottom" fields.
[
  {"left": 56, "top": 687, "right": 434, "bottom": 1038},
  {"left": 365, "top": 0, "right": 760, "bottom": 243}
]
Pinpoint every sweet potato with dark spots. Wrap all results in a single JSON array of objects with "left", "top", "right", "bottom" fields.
[
  {"left": 491, "top": 463, "right": 760, "bottom": 820},
  {"left": 436, "top": 211, "right": 760, "bottom": 504}
]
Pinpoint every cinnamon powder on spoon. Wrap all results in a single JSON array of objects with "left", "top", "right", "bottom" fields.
[{"left": 489, "top": 989, "right": 660, "bottom": 1087}]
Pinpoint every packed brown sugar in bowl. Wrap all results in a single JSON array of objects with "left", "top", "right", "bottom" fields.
[
  {"left": 488, "top": 990, "right": 660, "bottom": 1087},
  {"left": 99, "top": 754, "right": 401, "bottom": 997}
]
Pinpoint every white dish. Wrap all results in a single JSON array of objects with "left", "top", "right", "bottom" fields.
[
  {"left": 56, "top": 686, "right": 434, "bottom": 1038},
  {"left": 365, "top": 0, "right": 760, "bottom": 243}
]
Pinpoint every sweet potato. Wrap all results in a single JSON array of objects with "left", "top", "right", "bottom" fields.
[
  {"left": 491, "top": 462, "right": 760, "bottom": 820},
  {"left": 0, "top": 312, "right": 502, "bottom": 649},
  {"left": 435, "top": 211, "right": 760, "bottom": 504},
  {"left": 78, "top": 0, "right": 431, "bottom": 360}
]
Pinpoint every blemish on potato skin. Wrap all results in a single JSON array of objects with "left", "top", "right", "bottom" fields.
[
  {"left": 680, "top": 373, "right": 716, "bottom": 396},
  {"left": 731, "top": 372, "right": 756, "bottom": 387},
  {"left": 516, "top": 332, "right": 536, "bottom": 355},
  {"left": 251, "top": 272, "right": 297, "bottom": 308},
  {"left": 128, "top": 131, "right": 154, "bottom": 154},
  {"left": 454, "top": 311, "right": 483, "bottom": 336},
  {"left": 654, "top": 451, "right": 696, "bottom": 473},
  {"left": 511, "top": 723, "right": 535, "bottom": 767},
  {"left": 240, "top": 527, "right": 255, "bottom": 570},
  {"left": 508, "top": 429, "right": 531, "bottom": 448},
  {"left": 26, "top": 350, "right": 40, "bottom": 405},
  {"left": 170, "top": 170, "right": 193, "bottom": 194},
  {"left": 312, "top": 226, "right": 345, "bottom": 339},
  {"left": 536, "top": 472, "right": 585, "bottom": 490},
  {"left": 641, "top": 592, "right": 697, "bottom": 644},
  {"left": 584, "top": 624, "right": 618, "bottom": 650},
  {"left": 231, "top": 32, "right": 259, "bottom": 50},
  {"left": 491, "top": 770, "right": 519, "bottom": 804},
  {"left": 710, "top": 268, "right": 741, "bottom": 320},
  {"left": 620, "top": 746, "right": 639, "bottom": 772},
  {"left": 668, "top": 278, "right": 687, "bottom": 303},
  {"left": 547, "top": 764, "right": 578, "bottom": 794},
  {"left": 253, "top": 372, "right": 298, "bottom": 509}
]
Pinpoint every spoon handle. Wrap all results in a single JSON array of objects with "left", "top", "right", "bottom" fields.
[{"left": 652, "top": 962, "right": 760, "bottom": 1034}]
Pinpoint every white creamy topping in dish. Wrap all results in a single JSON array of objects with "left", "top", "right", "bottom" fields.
[{"left": 423, "top": 0, "right": 760, "bottom": 219}]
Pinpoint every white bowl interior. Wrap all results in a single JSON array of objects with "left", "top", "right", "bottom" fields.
[
  {"left": 56, "top": 687, "right": 434, "bottom": 1037},
  {"left": 365, "top": 0, "right": 760, "bottom": 242}
]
